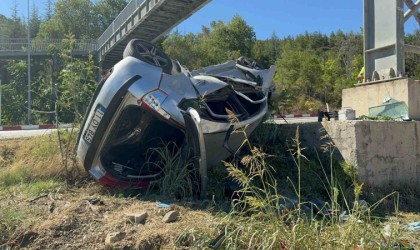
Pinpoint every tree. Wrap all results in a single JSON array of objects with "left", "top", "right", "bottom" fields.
[
  {"left": 0, "top": 14, "right": 12, "bottom": 39},
  {"left": 56, "top": 35, "right": 97, "bottom": 122},
  {"left": 37, "top": 0, "right": 127, "bottom": 39},
  {"left": 162, "top": 15, "right": 256, "bottom": 70},
  {"left": 252, "top": 33, "right": 282, "bottom": 68},
  {"left": 45, "top": 0, "right": 54, "bottom": 21},
  {"left": 9, "top": 0, "right": 26, "bottom": 38},
  {"left": 162, "top": 31, "right": 198, "bottom": 70},
  {"left": 29, "top": 3, "right": 41, "bottom": 38},
  {"left": 3, "top": 60, "right": 28, "bottom": 124},
  {"left": 405, "top": 30, "right": 420, "bottom": 78},
  {"left": 38, "top": 0, "right": 97, "bottom": 39},
  {"left": 94, "top": 0, "right": 127, "bottom": 32}
]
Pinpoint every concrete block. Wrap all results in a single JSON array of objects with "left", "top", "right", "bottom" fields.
[
  {"left": 342, "top": 78, "right": 420, "bottom": 120},
  {"left": 277, "top": 121, "right": 420, "bottom": 188},
  {"left": 126, "top": 211, "right": 148, "bottom": 224}
]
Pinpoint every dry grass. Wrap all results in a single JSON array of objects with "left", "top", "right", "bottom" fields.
[
  {"left": 0, "top": 140, "right": 21, "bottom": 169},
  {"left": 0, "top": 131, "right": 85, "bottom": 187},
  {"left": 0, "top": 127, "right": 419, "bottom": 249}
]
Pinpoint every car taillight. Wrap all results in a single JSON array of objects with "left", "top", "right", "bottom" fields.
[{"left": 99, "top": 173, "right": 149, "bottom": 188}]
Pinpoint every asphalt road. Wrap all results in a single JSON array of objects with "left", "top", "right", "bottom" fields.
[
  {"left": 0, "top": 129, "right": 60, "bottom": 140},
  {"left": 0, "top": 118, "right": 319, "bottom": 140}
]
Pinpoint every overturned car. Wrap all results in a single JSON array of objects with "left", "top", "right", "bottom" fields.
[{"left": 76, "top": 39, "right": 275, "bottom": 191}]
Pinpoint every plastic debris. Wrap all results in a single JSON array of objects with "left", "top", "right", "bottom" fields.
[
  {"left": 383, "top": 224, "right": 392, "bottom": 238},
  {"left": 406, "top": 221, "right": 420, "bottom": 231},
  {"left": 156, "top": 202, "right": 170, "bottom": 208},
  {"left": 339, "top": 211, "right": 350, "bottom": 222}
]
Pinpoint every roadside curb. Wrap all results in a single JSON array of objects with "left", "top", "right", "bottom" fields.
[
  {"left": 0, "top": 124, "right": 72, "bottom": 131},
  {"left": 276, "top": 114, "right": 318, "bottom": 118}
]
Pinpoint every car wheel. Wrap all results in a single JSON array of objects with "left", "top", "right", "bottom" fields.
[{"left": 123, "top": 39, "right": 172, "bottom": 74}]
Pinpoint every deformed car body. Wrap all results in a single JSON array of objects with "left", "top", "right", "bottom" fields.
[{"left": 76, "top": 39, "right": 275, "bottom": 191}]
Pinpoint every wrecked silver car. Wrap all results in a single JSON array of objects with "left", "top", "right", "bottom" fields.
[{"left": 76, "top": 39, "right": 275, "bottom": 189}]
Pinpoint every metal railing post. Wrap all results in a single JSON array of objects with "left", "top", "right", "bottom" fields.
[
  {"left": 0, "top": 80, "right": 2, "bottom": 126},
  {"left": 27, "top": 0, "right": 31, "bottom": 124}
]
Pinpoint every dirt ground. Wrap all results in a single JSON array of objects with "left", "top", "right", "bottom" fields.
[
  {"left": 1, "top": 138, "right": 419, "bottom": 250},
  {"left": 2, "top": 182, "right": 419, "bottom": 250},
  {"left": 0, "top": 182, "right": 219, "bottom": 250}
]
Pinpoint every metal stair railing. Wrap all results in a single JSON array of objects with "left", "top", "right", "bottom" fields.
[
  {"left": 0, "top": 38, "right": 98, "bottom": 55},
  {"left": 97, "top": 0, "right": 146, "bottom": 49}
]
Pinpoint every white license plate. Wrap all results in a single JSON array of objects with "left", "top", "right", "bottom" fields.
[{"left": 83, "top": 104, "right": 106, "bottom": 144}]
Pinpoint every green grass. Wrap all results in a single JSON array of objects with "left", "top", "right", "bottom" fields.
[
  {"left": 0, "top": 179, "right": 64, "bottom": 199},
  {"left": 0, "top": 206, "right": 32, "bottom": 243},
  {"left": 0, "top": 178, "right": 61, "bottom": 245},
  {"left": 148, "top": 142, "right": 200, "bottom": 199}
]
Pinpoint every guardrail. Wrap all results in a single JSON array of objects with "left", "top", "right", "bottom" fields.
[{"left": 0, "top": 38, "right": 98, "bottom": 54}]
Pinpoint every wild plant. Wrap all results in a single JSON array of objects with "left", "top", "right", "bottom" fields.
[{"left": 148, "top": 142, "right": 199, "bottom": 199}]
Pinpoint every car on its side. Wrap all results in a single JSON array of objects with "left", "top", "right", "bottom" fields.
[{"left": 76, "top": 39, "right": 275, "bottom": 192}]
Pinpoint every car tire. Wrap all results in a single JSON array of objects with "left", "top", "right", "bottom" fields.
[{"left": 123, "top": 39, "right": 173, "bottom": 74}]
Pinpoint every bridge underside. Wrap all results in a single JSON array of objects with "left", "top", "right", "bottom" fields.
[{"left": 99, "top": 0, "right": 210, "bottom": 70}]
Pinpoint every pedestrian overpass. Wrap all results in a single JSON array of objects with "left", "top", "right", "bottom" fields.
[
  {"left": 98, "top": 0, "right": 210, "bottom": 69},
  {"left": 0, "top": 0, "right": 211, "bottom": 69}
]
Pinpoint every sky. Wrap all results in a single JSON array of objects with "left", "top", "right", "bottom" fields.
[{"left": 0, "top": 0, "right": 418, "bottom": 39}]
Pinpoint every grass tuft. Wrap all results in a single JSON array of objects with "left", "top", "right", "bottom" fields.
[{"left": 149, "top": 142, "right": 199, "bottom": 199}]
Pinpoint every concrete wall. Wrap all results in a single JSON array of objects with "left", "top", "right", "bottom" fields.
[
  {"left": 342, "top": 78, "right": 420, "bottom": 120},
  {"left": 276, "top": 121, "right": 420, "bottom": 188}
]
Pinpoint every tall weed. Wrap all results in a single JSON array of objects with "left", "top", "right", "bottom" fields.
[
  {"left": 212, "top": 124, "right": 403, "bottom": 249},
  {"left": 149, "top": 142, "right": 199, "bottom": 199}
]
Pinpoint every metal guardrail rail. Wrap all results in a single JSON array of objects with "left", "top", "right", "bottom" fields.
[{"left": 0, "top": 38, "right": 97, "bottom": 57}]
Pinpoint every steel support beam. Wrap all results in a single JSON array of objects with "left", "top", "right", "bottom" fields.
[
  {"left": 404, "top": 0, "right": 420, "bottom": 24},
  {"left": 363, "top": 0, "right": 405, "bottom": 81}
]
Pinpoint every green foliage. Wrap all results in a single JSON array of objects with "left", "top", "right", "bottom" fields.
[
  {"left": 162, "top": 31, "right": 199, "bottom": 70},
  {"left": 36, "top": 0, "right": 127, "bottom": 39},
  {"left": 358, "top": 115, "right": 395, "bottom": 121},
  {"left": 0, "top": 206, "right": 32, "bottom": 243},
  {"left": 405, "top": 30, "right": 420, "bottom": 78},
  {"left": 273, "top": 31, "right": 363, "bottom": 112},
  {"left": 2, "top": 35, "right": 97, "bottom": 124},
  {"left": 162, "top": 15, "right": 256, "bottom": 70},
  {"left": 2, "top": 60, "right": 28, "bottom": 124},
  {"left": 164, "top": 24, "right": 369, "bottom": 114},
  {"left": 94, "top": 0, "right": 128, "bottom": 32},
  {"left": 57, "top": 35, "right": 97, "bottom": 122},
  {"left": 38, "top": 0, "right": 96, "bottom": 39},
  {"left": 29, "top": 4, "right": 41, "bottom": 38},
  {"left": 2, "top": 1, "right": 420, "bottom": 122},
  {"left": 191, "top": 124, "right": 404, "bottom": 250},
  {"left": 150, "top": 142, "right": 199, "bottom": 199},
  {"left": 251, "top": 33, "right": 282, "bottom": 68}
]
